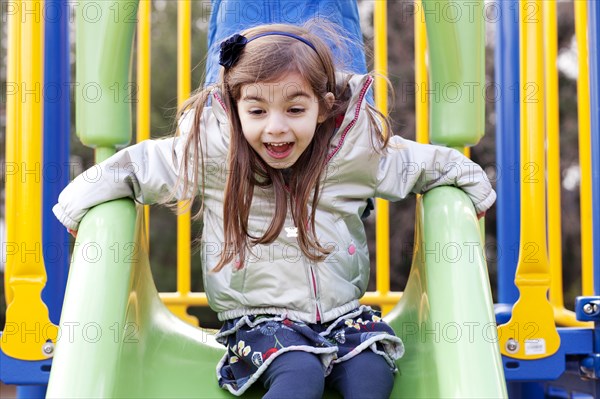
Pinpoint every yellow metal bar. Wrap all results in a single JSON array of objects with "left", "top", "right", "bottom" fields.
[
  {"left": 360, "top": 291, "right": 403, "bottom": 306},
  {"left": 160, "top": 292, "right": 210, "bottom": 307},
  {"left": 373, "top": 1, "right": 388, "bottom": 134},
  {"left": 4, "top": 0, "right": 21, "bottom": 306},
  {"left": 159, "top": 291, "right": 406, "bottom": 309},
  {"left": 414, "top": 0, "right": 428, "bottom": 145},
  {"left": 553, "top": 306, "right": 591, "bottom": 327},
  {"left": 137, "top": 0, "right": 152, "bottom": 234},
  {"left": 545, "top": 0, "right": 563, "bottom": 309},
  {"left": 173, "top": 0, "right": 197, "bottom": 325},
  {"left": 373, "top": 0, "right": 392, "bottom": 315},
  {"left": 544, "top": 0, "right": 588, "bottom": 327},
  {"left": 136, "top": 0, "right": 151, "bottom": 143},
  {"left": 574, "top": 0, "right": 594, "bottom": 297},
  {"left": 1, "top": 0, "right": 58, "bottom": 360},
  {"left": 497, "top": 0, "right": 560, "bottom": 359}
]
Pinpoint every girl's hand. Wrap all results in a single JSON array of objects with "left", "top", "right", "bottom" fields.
[
  {"left": 477, "top": 212, "right": 486, "bottom": 220},
  {"left": 67, "top": 228, "right": 78, "bottom": 238}
]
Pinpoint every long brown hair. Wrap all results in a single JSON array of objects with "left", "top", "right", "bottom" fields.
[{"left": 174, "top": 21, "right": 390, "bottom": 271}]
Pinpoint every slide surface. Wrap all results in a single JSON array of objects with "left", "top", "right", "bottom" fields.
[{"left": 47, "top": 187, "right": 506, "bottom": 398}]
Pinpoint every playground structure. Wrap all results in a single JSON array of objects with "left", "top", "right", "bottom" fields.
[{"left": 1, "top": 0, "right": 599, "bottom": 397}]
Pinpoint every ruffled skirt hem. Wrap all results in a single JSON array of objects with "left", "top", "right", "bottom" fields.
[{"left": 216, "top": 305, "right": 404, "bottom": 396}]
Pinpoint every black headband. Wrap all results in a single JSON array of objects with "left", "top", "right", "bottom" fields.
[{"left": 219, "top": 31, "right": 319, "bottom": 70}]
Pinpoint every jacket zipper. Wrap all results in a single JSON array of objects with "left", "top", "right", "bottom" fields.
[
  {"left": 309, "top": 264, "right": 321, "bottom": 322},
  {"left": 304, "top": 216, "right": 321, "bottom": 322}
]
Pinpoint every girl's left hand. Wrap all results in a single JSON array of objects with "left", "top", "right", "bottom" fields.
[{"left": 67, "top": 228, "right": 78, "bottom": 238}]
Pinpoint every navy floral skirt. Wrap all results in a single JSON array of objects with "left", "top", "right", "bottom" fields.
[{"left": 215, "top": 306, "right": 404, "bottom": 396}]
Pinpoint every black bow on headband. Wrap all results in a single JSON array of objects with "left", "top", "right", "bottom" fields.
[{"left": 219, "top": 34, "right": 248, "bottom": 69}]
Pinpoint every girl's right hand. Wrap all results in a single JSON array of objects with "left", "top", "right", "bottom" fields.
[{"left": 67, "top": 228, "right": 78, "bottom": 238}]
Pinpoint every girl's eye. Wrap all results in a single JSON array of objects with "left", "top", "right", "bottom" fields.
[
  {"left": 248, "top": 109, "right": 265, "bottom": 115},
  {"left": 289, "top": 107, "right": 305, "bottom": 114}
]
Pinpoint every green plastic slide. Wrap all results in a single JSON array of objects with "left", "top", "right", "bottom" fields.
[
  {"left": 46, "top": 187, "right": 507, "bottom": 398},
  {"left": 47, "top": 1, "right": 506, "bottom": 396}
]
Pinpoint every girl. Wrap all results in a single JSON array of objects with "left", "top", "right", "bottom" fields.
[{"left": 54, "top": 22, "right": 495, "bottom": 398}]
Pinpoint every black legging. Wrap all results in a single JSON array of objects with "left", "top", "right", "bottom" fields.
[{"left": 260, "top": 350, "right": 395, "bottom": 399}]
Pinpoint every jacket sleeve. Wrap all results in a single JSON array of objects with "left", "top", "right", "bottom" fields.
[
  {"left": 52, "top": 137, "right": 186, "bottom": 231},
  {"left": 374, "top": 136, "right": 496, "bottom": 214}
]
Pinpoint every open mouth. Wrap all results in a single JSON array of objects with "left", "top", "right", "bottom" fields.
[{"left": 264, "top": 142, "right": 294, "bottom": 159}]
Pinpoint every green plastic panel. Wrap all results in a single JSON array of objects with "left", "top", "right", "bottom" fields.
[
  {"left": 46, "top": 188, "right": 506, "bottom": 398},
  {"left": 75, "top": 0, "right": 138, "bottom": 148},
  {"left": 46, "top": 199, "right": 259, "bottom": 398},
  {"left": 390, "top": 187, "right": 507, "bottom": 397},
  {"left": 423, "top": 0, "right": 486, "bottom": 146}
]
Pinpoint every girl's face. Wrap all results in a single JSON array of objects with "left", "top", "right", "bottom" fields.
[{"left": 237, "top": 73, "right": 334, "bottom": 169}]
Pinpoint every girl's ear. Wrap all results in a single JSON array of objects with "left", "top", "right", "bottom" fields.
[{"left": 318, "top": 92, "right": 335, "bottom": 123}]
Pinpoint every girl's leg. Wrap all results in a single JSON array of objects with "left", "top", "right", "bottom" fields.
[
  {"left": 326, "top": 350, "right": 395, "bottom": 399},
  {"left": 260, "top": 351, "right": 325, "bottom": 399}
]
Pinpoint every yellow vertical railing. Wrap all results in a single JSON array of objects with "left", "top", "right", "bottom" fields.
[
  {"left": 415, "top": 0, "right": 428, "bottom": 145},
  {"left": 137, "top": 0, "right": 151, "bottom": 235},
  {"left": 574, "top": 0, "right": 594, "bottom": 297},
  {"left": 544, "top": 0, "right": 589, "bottom": 327},
  {"left": 157, "top": 0, "right": 216, "bottom": 316},
  {"left": 497, "top": 0, "right": 560, "bottom": 359},
  {"left": 1, "top": 0, "right": 58, "bottom": 360},
  {"left": 172, "top": 0, "right": 197, "bottom": 325},
  {"left": 545, "top": 0, "right": 567, "bottom": 318},
  {"left": 339, "top": 0, "right": 402, "bottom": 312},
  {"left": 139, "top": 1, "right": 208, "bottom": 313},
  {"left": 4, "top": 0, "right": 21, "bottom": 307},
  {"left": 373, "top": 0, "right": 393, "bottom": 315}
]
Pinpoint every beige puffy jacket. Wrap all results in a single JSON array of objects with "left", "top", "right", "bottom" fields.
[{"left": 54, "top": 74, "right": 496, "bottom": 323}]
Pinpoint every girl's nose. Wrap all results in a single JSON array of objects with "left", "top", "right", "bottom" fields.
[{"left": 265, "top": 113, "right": 289, "bottom": 135}]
